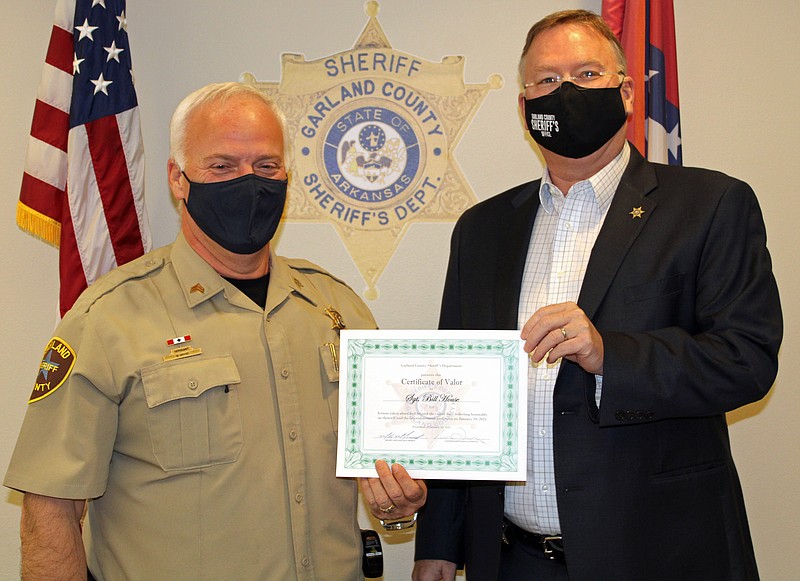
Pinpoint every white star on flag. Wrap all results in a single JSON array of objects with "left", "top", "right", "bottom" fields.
[
  {"left": 104, "top": 40, "right": 124, "bottom": 62},
  {"left": 117, "top": 10, "right": 127, "bottom": 32},
  {"left": 73, "top": 53, "right": 85, "bottom": 74},
  {"left": 91, "top": 72, "right": 112, "bottom": 95},
  {"left": 667, "top": 122, "right": 681, "bottom": 160},
  {"left": 75, "top": 18, "right": 98, "bottom": 41}
]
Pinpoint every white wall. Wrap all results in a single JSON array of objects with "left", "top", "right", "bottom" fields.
[{"left": 1, "top": 1, "right": 797, "bottom": 579}]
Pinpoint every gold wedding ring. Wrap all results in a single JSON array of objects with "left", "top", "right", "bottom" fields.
[
  {"left": 379, "top": 503, "right": 396, "bottom": 513},
  {"left": 560, "top": 327, "right": 568, "bottom": 340}
]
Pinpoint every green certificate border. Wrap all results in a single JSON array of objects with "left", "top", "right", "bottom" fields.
[{"left": 342, "top": 337, "right": 523, "bottom": 474}]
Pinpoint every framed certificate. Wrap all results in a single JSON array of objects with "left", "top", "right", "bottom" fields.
[{"left": 336, "top": 330, "right": 527, "bottom": 480}]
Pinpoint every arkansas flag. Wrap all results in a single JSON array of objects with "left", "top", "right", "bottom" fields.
[
  {"left": 17, "top": 0, "right": 151, "bottom": 316},
  {"left": 602, "top": 0, "right": 682, "bottom": 165}
]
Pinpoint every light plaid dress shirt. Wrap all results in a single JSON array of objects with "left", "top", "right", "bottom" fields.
[{"left": 504, "top": 143, "right": 630, "bottom": 535}]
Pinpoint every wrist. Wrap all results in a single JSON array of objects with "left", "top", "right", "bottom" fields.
[{"left": 380, "top": 512, "right": 417, "bottom": 531}]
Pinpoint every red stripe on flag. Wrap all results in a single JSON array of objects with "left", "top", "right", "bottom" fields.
[
  {"left": 649, "top": 0, "right": 680, "bottom": 107},
  {"left": 602, "top": 0, "right": 626, "bottom": 38},
  {"left": 19, "top": 172, "right": 65, "bottom": 224},
  {"left": 44, "top": 25, "right": 74, "bottom": 75},
  {"left": 603, "top": 0, "right": 646, "bottom": 156},
  {"left": 21, "top": 0, "right": 150, "bottom": 315},
  {"left": 85, "top": 116, "right": 145, "bottom": 264},
  {"left": 30, "top": 100, "right": 70, "bottom": 152},
  {"left": 58, "top": 190, "right": 88, "bottom": 317}
]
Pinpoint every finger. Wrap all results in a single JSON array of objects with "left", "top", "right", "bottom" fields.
[
  {"left": 361, "top": 482, "right": 397, "bottom": 519},
  {"left": 375, "top": 461, "right": 414, "bottom": 511},
  {"left": 360, "top": 463, "right": 395, "bottom": 513},
  {"left": 391, "top": 463, "right": 427, "bottom": 506},
  {"left": 527, "top": 326, "right": 569, "bottom": 364},
  {"left": 374, "top": 460, "right": 402, "bottom": 502},
  {"left": 358, "top": 477, "right": 379, "bottom": 509},
  {"left": 520, "top": 303, "right": 573, "bottom": 351},
  {"left": 390, "top": 464, "right": 425, "bottom": 502}
]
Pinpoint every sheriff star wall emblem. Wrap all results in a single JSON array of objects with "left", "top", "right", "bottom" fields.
[{"left": 242, "top": 1, "right": 501, "bottom": 299}]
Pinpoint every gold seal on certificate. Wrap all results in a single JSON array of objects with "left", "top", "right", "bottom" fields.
[{"left": 336, "top": 330, "right": 527, "bottom": 480}]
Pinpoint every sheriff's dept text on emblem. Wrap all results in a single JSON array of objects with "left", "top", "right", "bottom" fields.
[
  {"left": 30, "top": 337, "right": 76, "bottom": 403},
  {"left": 243, "top": 1, "right": 501, "bottom": 299}
]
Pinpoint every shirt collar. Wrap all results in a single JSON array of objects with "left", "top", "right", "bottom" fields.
[
  {"left": 171, "top": 232, "right": 317, "bottom": 312},
  {"left": 539, "top": 142, "right": 631, "bottom": 214}
]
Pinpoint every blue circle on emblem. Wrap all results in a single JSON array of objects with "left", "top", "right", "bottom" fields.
[
  {"left": 323, "top": 106, "right": 420, "bottom": 203},
  {"left": 358, "top": 124, "right": 386, "bottom": 152}
]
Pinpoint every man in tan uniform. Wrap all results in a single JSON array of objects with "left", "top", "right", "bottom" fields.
[{"left": 5, "top": 82, "right": 426, "bottom": 580}]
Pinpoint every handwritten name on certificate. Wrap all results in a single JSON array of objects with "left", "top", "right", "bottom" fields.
[{"left": 336, "top": 330, "right": 527, "bottom": 480}]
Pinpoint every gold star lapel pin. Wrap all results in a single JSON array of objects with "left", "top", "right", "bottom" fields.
[{"left": 630, "top": 207, "right": 645, "bottom": 219}]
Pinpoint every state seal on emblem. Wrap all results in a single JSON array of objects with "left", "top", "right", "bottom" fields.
[{"left": 242, "top": 1, "right": 501, "bottom": 299}]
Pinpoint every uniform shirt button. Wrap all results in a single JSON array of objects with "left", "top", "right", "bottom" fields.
[
  {"left": 281, "top": 368, "right": 290, "bottom": 378},
  {"left": 295, "top": 493, "right": 303, "bottom": 503},
  {"left": 289, "top": 430, "right": 298, "bottom": 440},
  {"left": 188, "top": 379, "right": 198, "bottom": 390},
  {"left": 301, "top": 557, "right": 310, "bottom": 567}
]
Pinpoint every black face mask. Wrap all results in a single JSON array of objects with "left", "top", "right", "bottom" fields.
[
  {"left": 524, "top": 81, "right": 627, "bottom": 159},
  {"left": 183, "top": 172, "right": 287, "bottom": 255}
]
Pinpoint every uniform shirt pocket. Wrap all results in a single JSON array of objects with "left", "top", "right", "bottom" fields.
[{"left": 141, "top": 354, "right": 243, "bottom": 471}]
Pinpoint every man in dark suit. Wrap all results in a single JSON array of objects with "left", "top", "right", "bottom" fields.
[{"left": 413, "top": 9, "right": 782, "bottom": 581}]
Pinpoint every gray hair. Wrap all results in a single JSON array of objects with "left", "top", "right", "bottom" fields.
[{"left": 169, "top": 82, "right": 287, "bottom": 169}]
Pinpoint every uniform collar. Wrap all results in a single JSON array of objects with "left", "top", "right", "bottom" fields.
[
  {"left": 263, "top": 250, "right": 320, "bottom": 315},
  {"left": 170, "top": 232, "right": 318, "bottom": 312},
  {"left": 171, "top": 232, "right": 227, "bottom": 308}
]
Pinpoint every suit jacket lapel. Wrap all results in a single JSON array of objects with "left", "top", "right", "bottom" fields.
[
  {"left": 495, "top": 181, "right": 540, "bottom": 329},
  {"left": 578, "top": 148, "right": 658, "bottom": 319}
]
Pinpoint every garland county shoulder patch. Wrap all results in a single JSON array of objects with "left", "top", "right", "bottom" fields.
[
  {"left": 29, "top": 337, "right": 76, "bottom": 403},
  {"left": 242, "top": 1, "right": 502, "bottom": 299}
]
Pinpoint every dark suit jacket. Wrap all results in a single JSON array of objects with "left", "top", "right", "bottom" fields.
[{"left": 414, "top": 148, "right": 782, "bottom": 581}]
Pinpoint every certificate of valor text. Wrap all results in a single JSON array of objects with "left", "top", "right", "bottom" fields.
[{"left": 336, "top": 330, "right": 527, "bottom": 480}]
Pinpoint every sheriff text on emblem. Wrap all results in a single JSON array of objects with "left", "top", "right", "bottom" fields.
[{"left": 243, "top": 1, "right": 501, "bottom": 299}]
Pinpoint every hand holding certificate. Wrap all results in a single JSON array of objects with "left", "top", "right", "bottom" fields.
[
  {"left": 337, "top": 330, "right": 528, "bottom": 480},
  {"left": 359, "top": 460, "right": 427, "bottom": 526}
]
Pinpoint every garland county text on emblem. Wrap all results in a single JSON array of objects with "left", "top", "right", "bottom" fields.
[
  {"left": 336, "top": 330, "right": 528, "bottom": 480},
  {"left": 242, "top": 1, "right": 501, "bottom": 299}
]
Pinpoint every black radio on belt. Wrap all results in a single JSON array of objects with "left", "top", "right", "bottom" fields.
[{"left": 360, "top": 529, "right": 383, "bottom": 578}]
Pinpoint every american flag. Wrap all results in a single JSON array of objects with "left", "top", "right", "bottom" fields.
[
  {"left": 17, "top": 0, "right": 151, "bottom": 316},
  {"left": 602, "top": 0, "right": 682, "bottom": 165}
]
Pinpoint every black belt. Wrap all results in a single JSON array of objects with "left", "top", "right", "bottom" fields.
[{"left": 502, "top": 519, "right": 566, "bottom": 564}]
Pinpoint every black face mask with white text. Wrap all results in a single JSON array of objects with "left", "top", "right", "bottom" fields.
[
  {"left": 524, "top": 82, "right": 627, "bottom": 159},
  {"left": 183, "top": 172, "right": 287, "bottom": 255}
]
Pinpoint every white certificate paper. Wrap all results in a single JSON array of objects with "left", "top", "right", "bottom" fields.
[{"left": 336, "top": 330, "right": 527, "bottom": 480}]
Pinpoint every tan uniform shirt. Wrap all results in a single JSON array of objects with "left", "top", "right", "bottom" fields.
[{"left": 5, "top": 233, "right": 377, "bottom": 581}]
